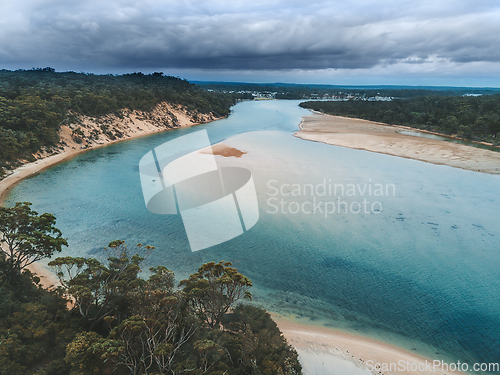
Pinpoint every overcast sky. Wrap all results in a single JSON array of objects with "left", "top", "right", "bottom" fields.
[{"left": 1, "top": 0, "right": 500, "bottom": 86}]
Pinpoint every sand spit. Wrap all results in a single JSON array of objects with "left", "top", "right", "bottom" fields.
[{"left": 296, "top": 113, "right": 500, "bottom": 174}]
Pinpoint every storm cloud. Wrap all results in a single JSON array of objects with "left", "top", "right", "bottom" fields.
[{"left": 1, "top": 0, "right": 499, "bottom": 83}]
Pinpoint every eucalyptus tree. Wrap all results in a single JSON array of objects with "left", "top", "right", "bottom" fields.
[{"left": 0, "top": 202, "right": 67, "bottom": 280}]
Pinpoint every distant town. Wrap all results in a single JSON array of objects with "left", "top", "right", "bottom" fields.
[
  {"left": 196, "top": 82, "right": 498, "bottom": 102},
  {"left": 206, "top": 88, "right": 394, "bottom": 101}
]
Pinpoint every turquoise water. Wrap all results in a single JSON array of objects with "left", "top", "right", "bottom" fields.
[{"left": 5, "top": 100, "right": 500, "bottom": 371}]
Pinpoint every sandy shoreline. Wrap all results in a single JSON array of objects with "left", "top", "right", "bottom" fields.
[
  {"left": 295, "top": 113, "right": 500, "bottom": 174},
  {"left": 0, "top": 128, "right": 176, "bottom": 205},
  {"left": 0, "top": 126, "right": 181, "bottom": 285},
  {"left": 274, "top": 316, "right": 464, "bottom": 375},
  {"left": 0, "top": 103, "right": 221, "bottom": 284},
  {"left": 0, "top": 104, "right": 220, "bottom": 204},
  {"left": 1, "top": 108, "right": 488, "bottom": 373}
]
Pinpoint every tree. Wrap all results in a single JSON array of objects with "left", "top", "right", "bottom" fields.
[
  {"left": 180, "top": 261, "right": 252, "bottom": 329},
  {"left": 62, "top": 262, "right": 196, "bottom": 375},
  {"left": 224, "top": 305, "right": 303, "bottom": 375},
  {"left": 0, "top": 202, "right": 67, "bottom": 277},
  {"left": 192, "top": 339, "right": 226, "bottom": 374},
  {"left": 0, "top": 257, "right": 72, "bottom": 375},
  {"left": 48, "top": 241, "right": 147, "bottom": 330},
  {"left": 65, "top": 331, "right": 107, "bottom": 375},
  {"left": 442, "top": 115, "right": 459, "bottom": 134},
  {"left": 102, "top": 289, "right": 195, "bottom": 375}
]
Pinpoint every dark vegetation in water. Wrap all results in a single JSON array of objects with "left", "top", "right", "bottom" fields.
[
  {"left": 0, "top": 68, "right": 241, "bottom": 177},
  {"left": 300, "top": 95, "right": 500, "bottom": 145},
  {"left": 0, "top": 203, "right": 302, "bottom": 375}
]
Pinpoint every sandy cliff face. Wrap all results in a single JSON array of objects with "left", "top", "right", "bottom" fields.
[
  {"left": 0, "top": 102, "right": 221, "bottom": 195},
  {"left": 55, "top": 102, "right": 218, "bottom": 153}
]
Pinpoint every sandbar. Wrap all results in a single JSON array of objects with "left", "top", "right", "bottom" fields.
[{"left": 295, "top": 113, "right": 500, "bottom": 174}]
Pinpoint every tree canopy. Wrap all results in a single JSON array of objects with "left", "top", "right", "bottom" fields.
[
  {"left": 0, "top": 235, "right": 301, "bottom": 374},
  {"left": 180, "top": 261, "right": 253, "bottom": 329},
  {"left": 0, "top": 202, "right": 67, "bottom": 279},
  {"left": 0, "top": 69, "right": 239, "bottom": 177},
  {"left": 44, "top": 240, "right": 301, "bottom": 375},
  {"left": 0, "top": 202, "right": 301, "bottom": 374}
]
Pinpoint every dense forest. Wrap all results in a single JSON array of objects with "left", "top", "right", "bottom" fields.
[
  {"left": 0, "top": 68, "right": 240, "bottom": 177},
  {"left": 0, "top": 202, "right": 302, "bottom": 375},
  {"left": 300, "top": 95, "right": 500, "bottom": 144},
  {"left": 195, "top": 81, "right": 500, "bottom": 100}
]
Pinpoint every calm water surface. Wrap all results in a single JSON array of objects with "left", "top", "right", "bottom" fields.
[{"left": 6, "top": 100, "right": 500, "bottom": 370}]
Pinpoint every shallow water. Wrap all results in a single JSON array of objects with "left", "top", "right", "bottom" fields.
[{"left": 6, "top": 100, "right": 500, "bottom": 371}]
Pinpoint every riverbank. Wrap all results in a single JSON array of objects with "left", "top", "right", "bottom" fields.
[
  {"left": 0, "top": 102, "right": 221, "bottom": 204},
  {"left": 295, "top": 113, "right": 500, "bottom": 174},
  {"left": 0, "top": 101, "right": 485, "bottom": 375},
  {"left": 0, "top": 103, "right": 222, "bottom": 284},
  {"left": 274, "top": 317, "right": 463, "bottom": 375}
]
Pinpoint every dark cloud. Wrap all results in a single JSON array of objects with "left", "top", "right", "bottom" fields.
[{"left": 1, "top": 0, "right": 500, "bottom": 76}]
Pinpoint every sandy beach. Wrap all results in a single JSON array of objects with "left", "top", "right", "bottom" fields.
[
  {"left": 274, "top": 317, "right": 464, "bottom": 375},
  {"left": 0, "top": 102, "right": 221, "bottom": 284},
  {"left": 1, "top": 108, "right": 493, "bottom": 374},
  {"left": 0, "top": 102, "right": 220, "bottom": 204},
  {"left": 295, "top": 113, "right": 500, "bottom": 174}
]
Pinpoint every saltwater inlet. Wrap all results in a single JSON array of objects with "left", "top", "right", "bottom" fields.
[{"left": 6, "top": 100, "right": 500, "bottom": 368}]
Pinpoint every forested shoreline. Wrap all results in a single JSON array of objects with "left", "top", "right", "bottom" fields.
[
  {"left": 0, "top": 203, "right": 302, "bottom": 375},
  {"left": 3, "top": 69, "right": 500, "bottom": 179},
  {"left": 0, "top": 69, "right": 240, "bottom": 177},
  {"left": 0, "top": 71, "right": 303, "bottom": 374},
  {"left": 300, "top": 95, "right": 500, "bottom": 145}
]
